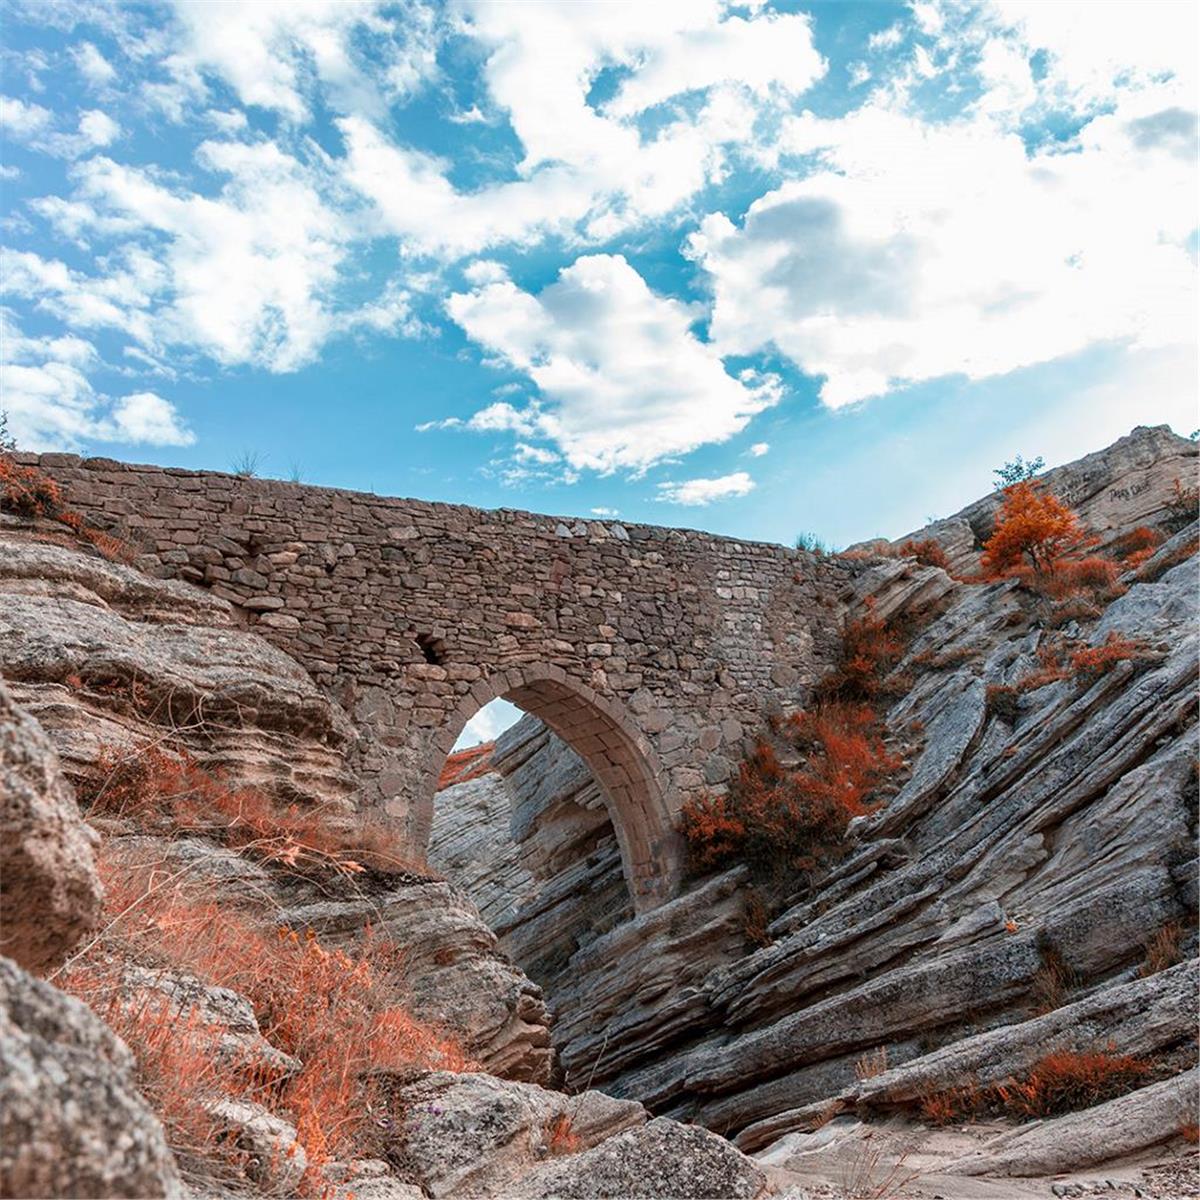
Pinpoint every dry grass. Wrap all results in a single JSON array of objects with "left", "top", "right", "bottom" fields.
[
  {"left": 60, "top": 847, "right": 470, "bottom": 1194},
  {"left": 79, "top": 743, "right": 428, "bottom": 880},
  {"left": 918, "top": 1048, "right": 1153, "bottom": 1126},
  {"left": 1139, "top": 922, "right": 1185, "bottom": 978},
  {"left": 992, "top": 1049, "right": 1152, "bottom": 1119},
  {"left": 855, "top": 1046, "right": 890, "bottom": 1081},
  {"left": 837, "top": 1130, "right": 920, "bottom": 1200},
  {"left": 0, "top": 453, "right": 134, "bottom": 562}
]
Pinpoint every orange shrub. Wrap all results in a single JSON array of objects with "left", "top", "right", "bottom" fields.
[
  {"left": 1069, "top": 633, "right": 1146, "bottom": 686},
  {"left": 896, "top": 538, "right": 950, "bottom": 571},
  {"left": 438, "top": 741, "right": 496, "bottom": 790},
  {"left": 0, "top": 453, "right": 133, "bottom": 562},
  {"left": 545, "top": 1114, "right": 581, "bottom": 1156},
  {"left": 0, "top": 454, "right": 65, "bottom": 516},
  {"left": 680, "top": 703, "right": 896, "bottom": 877},
  {"left": 819, "top": 602, "right": 905, "bottom": 703},
  {"left": 981, "top": 482, "right": 1085, "bottom": 577},
  {"left": 993, "top": 1049, "right": 1151, "bottom": 1119},
  {"left": 1112, "top": 526, "right": 1164, "bottom": 568}
]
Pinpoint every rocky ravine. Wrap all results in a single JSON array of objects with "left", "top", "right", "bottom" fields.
[
  {"left": 1, "top": 425, "right": 1197, "bottom": 1200},
  {"left": 430, "top": 426, "right": 1199, "bottom": 1196},
  {"left": 0, "top": 506, "right": 768, "bottom": 1198}
]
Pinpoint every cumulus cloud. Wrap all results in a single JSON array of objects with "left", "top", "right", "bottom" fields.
[
  {"left": 749, "top": 442, "right": 769, "bottom": 457},
  {"left": 0, "top": 312, "right": 192, "bottom": 451},
  {"left": 21, "top": 140, "right": 372, "bottom": 372},
  {"left": 656, "top": 471, "right": 755, "bottom": 506},
  {"left": 688, "top": 93, "right": 1196, "bottom": 407},
  {"left": 0, "top": 95, "right": 52, "bottom": 138},
  {"left": 73, "top": 42, "right": 117, "bottom": 88},
  {"left": 164, "top": 0, "right": 442, "bottom": 122},
  {"left": 338, "top": 1, "right": 825, "bottom": 257},
  {"left": 447, "top": 254, "right": 781, "bottom": 473}
]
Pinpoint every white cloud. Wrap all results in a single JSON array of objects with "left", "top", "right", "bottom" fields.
[
  {"left": 338, "top": 2, "right": 825, "bottom": 258},
  {"left": 656, "top": 471, "right": 755, "bottom": 506},
  {"left": 73, "top": 42, "right": 117, "bottom": 88},
  {"left": 688, "top": 94, "right": 1196, "bottom": 407},
  {"left": 0, "top": 311, "right": 192, "bottom": 451},
  {"left": 447, "top": 254, "right": 781, "bottom": 473},
  {"left": 749, "top": 442, "right": 769, "bottom": 457},
  {"left": 109, "top": 391, "right": 194, "bottom": 444},
  {"left": 590, "top": 506, "right": 619, "bottom": 516},
  {"left": 164, "top": 0, "right": 441, "bottom": 121},
  {"left": 29, "top": 140, "right": 363, "bottom": 371},
  {"left": 453, "top": 697, "right": 522, "bottom": 750},
  {"left": 0, "top": 95, "right": 52, "bottom": 138}
]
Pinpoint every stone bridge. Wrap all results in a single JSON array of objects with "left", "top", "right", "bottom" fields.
[{"left": 27, "top": 453, "right": 852, "bottom": 908}]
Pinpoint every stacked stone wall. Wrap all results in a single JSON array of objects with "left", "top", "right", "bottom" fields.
[{"left": 24, "top": 453, "right": 852, "bottom": 906}]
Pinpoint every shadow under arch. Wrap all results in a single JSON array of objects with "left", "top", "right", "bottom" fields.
[{"left": 415, "top": 664, "right": 682, "bottom": 912}]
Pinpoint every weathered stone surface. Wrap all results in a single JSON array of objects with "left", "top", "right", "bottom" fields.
[
  {"left": 276, "top": 883, "right": 553, "bottom": 1083},
  {"left": 510, "top": 1117, "right": 768, "bottom": 1200},
  {"left": 0, "top": 678, "right": 102, "bottom": 974},
  {"left": 435, "top": 432, "right": 1198, "bottom": 1167},
  {"left": 209, "top": 1099, "right": 307, "bottom": 1194},
  {"left": 120, "top": 965, "right": 301, "bottom": 1081},
  {"left": 0, "top": 954, "right": 182, "bottom": 1199},
  {"left": 26, "top": 450, "right": 858, "bottom": 907},
  {"left": 323, "top": 1159, "right": 425, "bottom": 1200},
  {"left": 391, "top": 1070, "right": 646, "bottom": 1198},
  {"left": 0, "top": 535, "right": 356, "bottom": 812},
  {"left": 949, "top": 1069, "right": 1200, "bottom": 1177},
  {"left": 861, "top": 424, "right": 1198, "bottom": 572}
]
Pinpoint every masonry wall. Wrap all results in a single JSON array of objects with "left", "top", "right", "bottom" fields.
[{"left": 26, "top": 453, "right": 854, "bottom": 907}]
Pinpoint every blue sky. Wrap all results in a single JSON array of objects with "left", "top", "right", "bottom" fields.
[{"left": 2, "top": 0, "right": 1196, "bottom": 565}]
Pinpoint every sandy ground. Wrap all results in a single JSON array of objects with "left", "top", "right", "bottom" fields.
[{"left": 758, "top": 1116, "right": 1200, "bottom": 1200}]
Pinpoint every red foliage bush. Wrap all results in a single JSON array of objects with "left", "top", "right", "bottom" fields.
[
  {"left": 993, "top": 1049, "right": 1151, "bottom": 1119},
  {"left": 896, "top": 538, "right": 950, "bottom": 570},
  {"left": 981, "top": 482, "right": 1085, "bottom": 578},
  {"left": 1112, "top": 525, "right": 1164, "bottom": 567},
  {"left": 1, "top": 453, "right": 133, "bottom": 561},
  {"left": 1068, "top": 633, "right": 1146, "bottom": 686},
  {"left": 680, "top": 702, "right": 897, "bottom": 877},
  {"left": 438, "top": 741, "right": 496, "bottom": 790},
  {"left": 819, "top": 602, "right": 905, "bottom": 703},
  {"left": 917, "top": 1048, "right": 1153, "bottom": 1127}
]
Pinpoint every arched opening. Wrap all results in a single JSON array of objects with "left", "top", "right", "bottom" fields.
[
  {"left": 429, "top": 702, "right": 635, "bottom": 995},
  {"left": 412, "top": 666, "right": 680, "bottom": 914}
]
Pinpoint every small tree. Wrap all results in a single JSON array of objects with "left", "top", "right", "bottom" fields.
[
  {"left": 993, "top": 454, "right": 1045, "bottom": 489},
  {"left": 981, "top": 482, "right": 1083, "bottom": 576},
  {"left": 0, "top": 410, "right": 16, "bottom": 453}
]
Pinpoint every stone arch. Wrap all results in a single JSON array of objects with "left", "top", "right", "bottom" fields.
[{"left": 417, "top": 665, "right": 682, "bottom": 912}]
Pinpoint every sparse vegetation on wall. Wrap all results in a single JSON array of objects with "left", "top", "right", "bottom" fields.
[
  {"left": 0, "top": 452, "right": 134, "bottom": 562},
  {"left": 680, "top": 604, "right": 906, "bottom": 884}
]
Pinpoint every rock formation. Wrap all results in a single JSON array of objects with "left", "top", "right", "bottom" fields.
[
  {"left": 0, "top": 679, "right": 102, "bottom": 974},
  {"left": 0, "top": 502, "right": 771, "bottom": 1199},
  {"left": 427, "top": 427, "right": 1199, "bottom": 1194},
  {"left": 3, "top": 426, "right": 1197, "bottom": 1198}
]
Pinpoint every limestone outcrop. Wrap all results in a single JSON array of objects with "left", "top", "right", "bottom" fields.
[
  {"left": 852, "top": 423, "right": 1198, "bottom": 574},
  {"left": 0, "top": 679, "right": 102, "bottom": 974},
  {"left": 427, "top": 428, "right": 1198, "bottom": 1191},
  {"left": 0, "top": 955, "right": 183, "bottom": 1199}
]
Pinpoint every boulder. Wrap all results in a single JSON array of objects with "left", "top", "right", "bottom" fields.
[
  {"left": 510, "top": 1117, "right": 768, "bottom": 1199},
  {"left": 949, "top": 1069, "right": 1200, "bottom": 1177},
  {"left": 391, "top": 1070, "right": 646, "bottom": 1197},
  {"left": 0, "top": 678, "right": 102, "bottom": 974},
  {"left": 0, "top": 954, "right": 182, "bottom": 1198}
]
